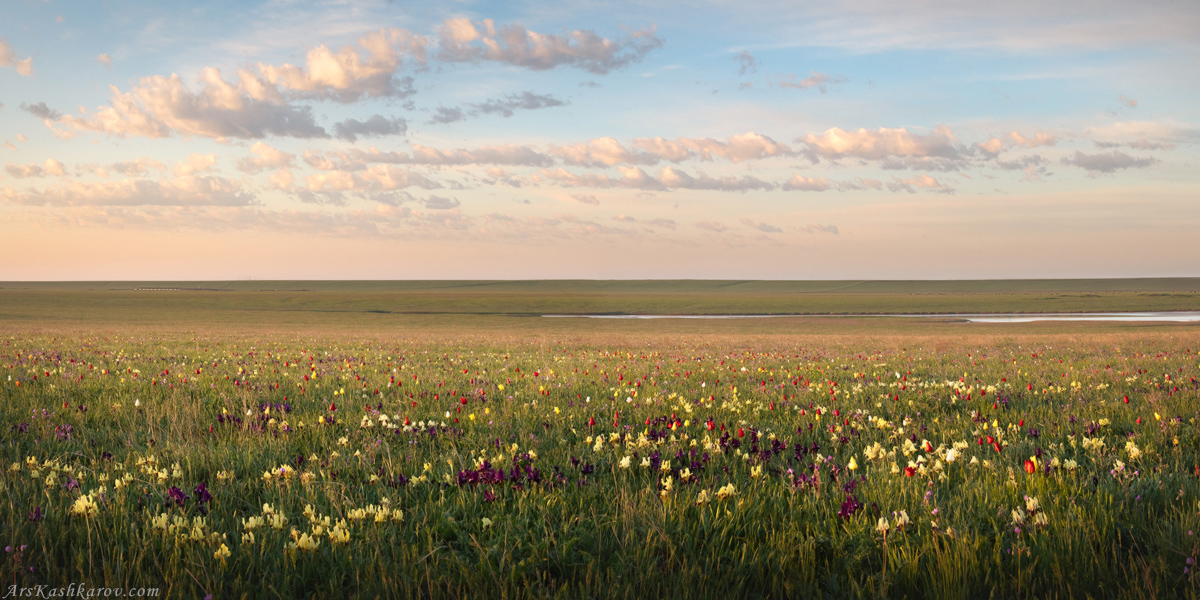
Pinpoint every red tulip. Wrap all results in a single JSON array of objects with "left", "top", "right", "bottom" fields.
[
  {"left": 1024, "top": 460, "right": 1036, "bottom": 474},
  {"left": 737, "top": 428, "right": 744, "bottom": 438},
  {"left": 1018, "top": 419, "right": 1024, "bottom": 427},
  {"left": 1136, "top": 416, "right": 1142, "bottom": 424},
  {"left": 1123, "top": 396, "right": 1129, "bottom": 404},
  {"left": 329, "top": 402, "right": 337, "bottom": 411},
  {"left": 993, "top": 442, "right": 1003, "bottom": 453},
  {"left": 923, "top": 440, "right": 933, "bottom": 452},
  {"left": 904, "top": 466, "right": 916, "bottom": 477}
]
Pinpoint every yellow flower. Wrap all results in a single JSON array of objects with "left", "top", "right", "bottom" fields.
[
  {"left": 715, "top": 483, "right": 737, "bottom": 500},
  {"left": 214, "top": 544, "right": 231, "bottom": 560},
  {"left": 848, "top": 457, "right": 858, "bottom": 471}
]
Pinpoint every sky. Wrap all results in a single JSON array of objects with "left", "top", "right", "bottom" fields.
[{"left": 1, "top": 0, "right": 1197, "bottom": 281}]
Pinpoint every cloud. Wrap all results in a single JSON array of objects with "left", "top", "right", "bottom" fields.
[
  {"left": 733, "top": 50, "right": 759, "bottom": 76},
  {"left": 237, "top": 142, "right": 295, "bottom": 173},
  {"left": 570, "top": 194, "right": 600, "bottom": 205},
  {"left": 429, "top": 106, "right": 467, "bottom": 124},
  {"left": 172, "top": 153, "right": 218, "bottom": 176},
  {"left": 656, "top": 167, "right": 775, "bottom": 192},
  {"left": 1086, "top": 121, "right": 1193, "bottom": 151},
  {"left": 429, "top": 92, "right": 568, "bottom": 124},
  {"left": 694, "top": 220, "right": 727, "bottom": 232},
  {"left": 552, "top": 137, "right": 657, "bottom": 167},
  {"left": 56, "top": 71, "right": 330, "bottom": 140},
  {"left": 304, "top": 165, "right": 441, "bottom": 192},
  {"left": 798, "top": 223, "right": 839, "bottom": 234},
  {"left": 535, "top": 166, "right": 772, "bottom": 192},
  {"left": 0, "top": 39, "right": 33, "bottom": 76},
  {"left": 423, "top": 195, "right": 460, "bottom": 209},
  {"left": 109, "top": 158, "right": 167, "bottom": 176},
  {"left": 20, "top": 102, "right": 63, "bottom": 121},
  {"left": 436, "top": 18, "right": 663, "bottom": 74},
  {"left": 836, "top": 178, "right": 884, "bottom": 191},
  {"left": 255, "top": 28, "right": 425, "bottom": 102},
  {"left": 740, "top": 218, "right": 782, "bottom": 233},
  {"left": 323, "top": 144, "right": 554, "bottom": 169},
  {"left": 471, "top": 92, "right": 567, "bottom": 117},
  {"left": 632, "top": 132, "right": 792, "bottom": 163},
  {"left": 781, "top": 175, "right": 831, "bottom": 191},
  {"left": 5, "top": 159, "right": 67, "bottom": 179},
  {"left": 975, "top": 131, "right": 1056, "bottom": 157},
  {"left": 799, "top": 126, "right": 962, "bottom": 163},
  {"left": 1118, "top": 94, "right": 1138, "bottom": 108},
  {"left": 0, "top": 175, "right": 254, "bottom": 207},
  {"left": 775, "top": 71, "right": 846, "bottom": 93},
  {"left": 613, "top": 214, "right": 636, "bottom": 222},
  {"left": 333, "top": 115, "right": 407, "bottom": 142},
  {"left": 887, "top": 174, "right": 955, "bottom": 194},
  {"left": 645, "top": 218, "right": 677, "bottom": 229},
  {"left": 97, "top": 54, "right": 111, "bottom": 68},
  {"left": 1062, "top": 150, "right": 1158, "bottom": 173}
]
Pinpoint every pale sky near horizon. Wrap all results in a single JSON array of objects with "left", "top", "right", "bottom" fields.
[{"left": 1, "top": 0, "right": 1197, "bottom": 281}]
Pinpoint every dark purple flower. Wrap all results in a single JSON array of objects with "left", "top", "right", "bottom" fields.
[{"left": 167, "top": 486, "right": 188, "bottom": 507}]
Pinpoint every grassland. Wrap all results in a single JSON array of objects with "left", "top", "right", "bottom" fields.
[{"left": 2, "top": 281, "right": 1200, "bottom": 598}]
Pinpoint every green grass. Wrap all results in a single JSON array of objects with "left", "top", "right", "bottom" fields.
[
  {"left": 0, "top": 279, "right": 1198, "bottom": 329},
  {"left": 2, "top": 324, "right": 1200, "bottom": 598}
]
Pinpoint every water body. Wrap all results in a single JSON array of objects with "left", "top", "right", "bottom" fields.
[{"left": 543, "top": 312, "right": 1200, "bottom": 323}]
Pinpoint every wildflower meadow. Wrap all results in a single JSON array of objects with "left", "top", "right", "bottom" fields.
[{"left": 3, "top": 330, "right": 1200, "bottom": 598}]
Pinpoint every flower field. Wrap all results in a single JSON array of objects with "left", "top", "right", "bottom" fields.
[{"left": 3, "top": 331, "right": 1200, "bottom": 598}]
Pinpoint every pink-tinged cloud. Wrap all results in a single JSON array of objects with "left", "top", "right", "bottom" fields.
[
  {"left": 774, "top": 71, "right": 846, "bottom": 93},
  {"left": 1062, "top": 150, "right": 1158, "bottom": 174},
  {"left": 799, "top": 126, "right": 961, "bottom": 162},
  {"left": 5, "top": 158, "right": 67, "bottom": 178},
  {"left": 304, "top": 165, "right": 441, "bottom": 192},
  {"left": 437, "top": 18, "right": 662, "bottom": 74},
  {"left": 237, "top": 142, "right": 296, "bottom": 173},
  {"left": 0, "top": 39, "right": 33, "bottom": 76},
  {"left": 631, "top": 132, "right": 791, "bottom": 163},
  {"left": 781, "top": 175, "right": 831, "bottom": 191},
  {"left": 535, "top": 166, "right": 773, "bottom": 192},
  {"left": 694, "top": 220, "right": 727, "bottom": 232},
  {"left": 0, "top": 175, "right": 254, "bottom": 207},
  {"left": 56, "top": 71, "right": 329, "bottom": 140},
  {"left": 975, "top": 131, "right": 1056, "bottom": 157},
  {"left": 740, "top": 218, "right": 782, "bottom": 233},
  {"left": 887, "top": 174, "right": 954, "bottom": 194}
]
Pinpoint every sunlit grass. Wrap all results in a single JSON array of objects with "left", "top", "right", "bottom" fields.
[{"left": 2, "top": 330, "right": 1199, "bottom": 598}]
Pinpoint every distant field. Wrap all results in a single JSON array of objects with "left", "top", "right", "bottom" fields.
[{"left": 0, "top": 279, "right": 1197, "bottom": 333}]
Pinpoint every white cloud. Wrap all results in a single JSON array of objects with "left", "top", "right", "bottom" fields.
[
  {"left": 97, "top": 54, "right": 112, "bottom": 68},
  {"left": 0, "top": 39, "right": 33, "bottom": 76}
]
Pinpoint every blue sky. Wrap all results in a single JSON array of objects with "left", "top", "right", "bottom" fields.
[{"left": 1, "top": 0, "right": 1197, "bottom": 280}]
